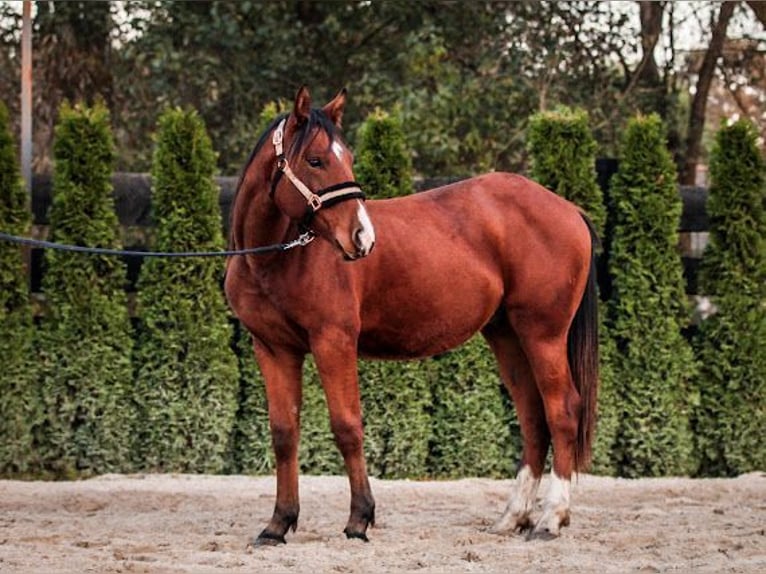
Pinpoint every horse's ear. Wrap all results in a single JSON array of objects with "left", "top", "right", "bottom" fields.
[
  {"left": 293, "top": 86, "right": 311, "bottom": 124},
  {"left": 323, "top": 88, "right": 347, "bottom": 127}
]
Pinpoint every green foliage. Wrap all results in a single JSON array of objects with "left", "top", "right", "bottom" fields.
[
  {"left": 0, "top": 101, "right": 39, "bottom": 476},
  {"left": 692, "top": 120, "right": 765, "bottom": 476},
  {"left": 527, "top": 107, "right": 607, "bottom": 232},
  {"left": 133, "top": 107, "right": 238, "bottom": 473},
  {"left": 299, "top": 357, "right": 344, "bottom": 475},
  {"left": 427, "top": 336, "right": 521, "bottom": 478},
  {"left": 98, "top": 2, "right": 646, "bottom": 175},
  {"left": 298, "top": 339, "right": 513, "bottom": 479},
  {"left": 255, "top": 100, "right": 288, "bottom": 137},
  {"left": 607, "top": 114, "right": 697, "bottom": 478},
  {"left": 589, "top": 314, "right": 619, "bottom": 475},
  {"left": 359, "top": 359, "right": 430, "bottom": 478},
  {"left": 226, "top": 324, "right": 274, "bottom": 475},
  {"left": 36, "top": 101, "right": 134, "bottom": 476},
  {"left": 354, "top": 108, "right": 414, "bottom": 199}
]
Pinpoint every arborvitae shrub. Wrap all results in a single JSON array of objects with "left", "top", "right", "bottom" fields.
[
  {"left": 0, "top": 102, "right": 39, "bottom": 476},
  {"left": 255, "top": 100, "right": 288, "bottom": 135},
  {"left": 607, "top": 114, "right": 696, "bottom": 477},
  {"left": 526, "top": 106, "right": 617, "bottom": 474},
  {"left": 693, "top": 120, "right": 765, "bottom": 476},
  {"left": 299, "top": 357, "right": 344, "bottom": 475},
  {"left": 527, "top": 107, "right": 607, "bottom": 231},
  {"left": 133, "top": 108, "right": 238, "bottom": 473},
  {"left": 226, "top": 324, "right": 273, "bottom": 475},
  {"left": 354, "top": 108, "right": 414, "bottom": 199},
  {"left": 36, "top": 101, "right": 134, "bottom": 477},
  {"left": 359, "top": 359, "right": 430, "bottom": 478},
  {"left": 298, "top": 357, "right": 432, "bottom": 478},
  {"left": 427, "top": 336, "right": 520, "bottom": 478}
]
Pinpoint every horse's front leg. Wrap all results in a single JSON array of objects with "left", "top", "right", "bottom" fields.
[
  {"left": 311, "top": 328, "right": 375, "bottom": 541},
  {"left": 252, "top": 340, "right": 304, "bottom": 546}
]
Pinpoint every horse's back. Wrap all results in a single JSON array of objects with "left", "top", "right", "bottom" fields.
[{"left": 355, "top": 172, "right": 592, "bottom": 359}]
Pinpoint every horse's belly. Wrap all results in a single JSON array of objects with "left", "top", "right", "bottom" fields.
[{"left": 358, "top": 270, "right": 501, "bottom": 360}]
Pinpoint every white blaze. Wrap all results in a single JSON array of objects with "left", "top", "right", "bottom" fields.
[
  {"left": 356, "top": 200, "right": 376, "bottom": 254},
  {"left": 331, "top": 140, "right": 345, "bottom": 160}
]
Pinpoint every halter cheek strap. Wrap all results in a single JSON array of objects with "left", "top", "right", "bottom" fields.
[{"left": 270, "top": 118, "right": 365, "bottom": 224}]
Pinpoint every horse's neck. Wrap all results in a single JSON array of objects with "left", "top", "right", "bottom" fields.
[{"left": 234, "top": 170, "right": 294, "bottom": 249}]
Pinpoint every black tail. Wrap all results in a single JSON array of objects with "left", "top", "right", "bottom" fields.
[{"left": 568, "top": 215, "right": 600, "bottom": 471}]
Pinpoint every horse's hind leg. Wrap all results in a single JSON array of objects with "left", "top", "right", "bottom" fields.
[
  {"left": 482, "top": 321, "right": 550, "bottom": 535},
  {"left": 311, "top": 330, "right": 375, "bottom": 541},
  {"left": 520, "top": 332, "right": 581, "bottom": 539},
  {"left": 252, "top": 341, "right": 304, "bottom": 546}
]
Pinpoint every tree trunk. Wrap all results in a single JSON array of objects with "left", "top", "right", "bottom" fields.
[
  {"left": 682, "top": 1, "right": 737, "bottom": 185},
  {"left": 638, "top": 1, "right": 664, "bottom": 87}
]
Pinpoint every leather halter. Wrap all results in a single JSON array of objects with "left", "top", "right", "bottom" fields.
[{"left": 269, "top": 118, "right": 365, "bottom": 226}]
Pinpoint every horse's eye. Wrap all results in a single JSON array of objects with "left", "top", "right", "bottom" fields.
[{"left": 307, "top": 157, "right": 322, "bottom": 168}]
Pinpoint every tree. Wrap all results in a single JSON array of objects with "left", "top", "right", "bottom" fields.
[
  {"left": 607, "top": 114, "right": 696, "bottom": 477},
  {"left": 226, "top": 326, "right": 273, "bottom": 475},
  {"left": 427, "top": 336, "right": 520, "bottom": 478},
  {"left": 133, "top": 107, "right": 238, "bottom": 473},
  {"left": 33, "top": 1, "right": 115, "bottom": 172},
  {"left": 354, "top": 108, "right": 414, "bottom": 199},
  {"left": 358, "top": 359, "right": 431, "bottom": 479},
  {"left": 692, "top": 119, "right": 765, "bottom": 475},
  {"left": 682, "top": 1, "right": 737, "bottom": 184},
  {"left": 0, "top": 101, "right": 39, "bottom": 476},
  {"left": 36, "top": 101, "right": 134, "bottom": 477},
  {"left": 527, "top": 106, "right": 607, "bottom": 231}
]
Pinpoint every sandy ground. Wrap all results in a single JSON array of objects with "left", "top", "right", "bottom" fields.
[{"left": 0, "top": 472, "right": 764, "bottom": 573}]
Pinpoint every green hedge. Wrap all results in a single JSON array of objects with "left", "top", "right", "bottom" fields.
[
  {"left": 428, "top": 336, "right": 520, "bottom": 478},
  {"left": 693, "top": 120, "right": 765, "bottom": 476},
  {"left": 226, "top": 324, "right": 273, "bottom": 474},
  {"left": 0, "top": 102, "right": 39, "bottom": 476},
  {"left": 354, "top": 108, "right": 414, "bottom": 198},
  {"left": 132, "top": 108, "right": 238, "bottom": 473},
  {"left": 5, "top": 101, "right": 761, "bottom": 480},
  {"left": 358, "top": 358, "right": 431, "bottom": 478},
  {"left": 527, "top": 106, "right": 607, "bottom": 231},
  {"left": 606, "top": 114, "right": 696, "bottom": 477},
  {"left": 36, "top": 101, "right": 134, "bottom": 477}
]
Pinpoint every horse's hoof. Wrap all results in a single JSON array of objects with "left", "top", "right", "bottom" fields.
[
  {"left": 528, "top": 509, "right": 568, "bottom": 541},
  {"left": 526, "top": 527, "right": 559, "bottom": 541},
  {"left": 252, "top": 531, "right": 287, "bottom": 547},
  {"left": 343, "top": 528, "right": 369, "bottom": 542},
  {"left": 488, "top": 514, "right": 532, "bottom": 536}
]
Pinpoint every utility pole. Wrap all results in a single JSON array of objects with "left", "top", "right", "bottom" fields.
[{"left": 21, "top": 0, "right": 32, "bottom": 194}]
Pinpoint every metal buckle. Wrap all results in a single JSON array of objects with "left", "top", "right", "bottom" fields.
[
  {"left": 308, "top": 194, "right": 322, "bottom": 211},
  {"left": 297, "top": 231, "right": 316, "bottom": 246}
]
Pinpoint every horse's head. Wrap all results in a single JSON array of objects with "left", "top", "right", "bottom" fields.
[{"left": 268, "top": 87, "right": 375, "bottom": 261}]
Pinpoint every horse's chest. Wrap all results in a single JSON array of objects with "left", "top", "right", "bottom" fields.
[{"left": 228, "top": 269, "right": 308, "bottom": 347}]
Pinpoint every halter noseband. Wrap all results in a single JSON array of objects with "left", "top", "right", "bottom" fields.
[{"left": 270, "top": 118, "right": 365, "bottom": 225}]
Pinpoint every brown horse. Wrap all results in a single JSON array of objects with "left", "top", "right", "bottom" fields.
[{"left": 225, "top": 87, "right": 599, "bottom": 545}]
